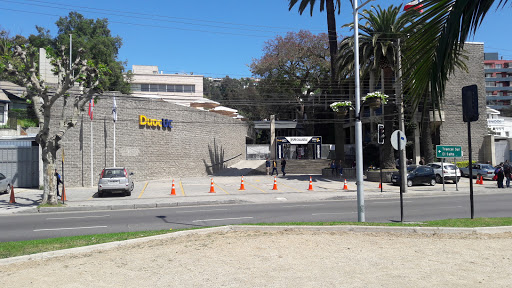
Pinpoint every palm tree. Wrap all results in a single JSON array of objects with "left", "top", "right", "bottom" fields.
[
  {"left": 289, "top": 0, "right": 341, "bottom": 89},
  {"left": 403, "top": 0, "right": 509, "bottom": 108},
  {"left": 336, "top": 5, "right": 418, "bottom": 168}
]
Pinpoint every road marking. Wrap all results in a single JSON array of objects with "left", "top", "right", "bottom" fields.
[
  {"left": 277, "top": 182, "right": 303, "bottom": 192},
  {"left": 138, "top": 182, "right": 148, "bottom": 199},
  {"left": 176, "top": 209, "right": 229, "bottom": 213},
  {"left": 282, "top": 204, "right": 325, "bottom": 208},
  {"left": 34, "top": 226, "right": 108, "bottom": 232},
  {"left": 192, "top": 217, "right": 253, "bottom": 222},
  {"left": 312, "top": 212, "right": 355, "bottom": 215},
  {"left": 245, "top": 181, "right": 267, "bottom": 193},
  {"left": 46, "top": 215, "right": 110, "bottom": 220},
  {"left": 214, "top": 183, "right": 230, "bottom": 194},
  {"left": 179, "top": 180, "right": 185, "bottom": 196}
]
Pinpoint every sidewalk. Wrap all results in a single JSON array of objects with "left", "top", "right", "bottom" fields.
[{"left": 0, "top": 174, "right": 501, "bottom": 215}]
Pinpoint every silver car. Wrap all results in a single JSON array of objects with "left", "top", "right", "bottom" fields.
[
  {"left": 97, "top": 167, "right": 134, "bottom": 197},
  {"left": 0, "top": 173, "right": 11, "bottom": 194},
  {"left": 459, "top": 163, "right": 495, "bottom": 179}
]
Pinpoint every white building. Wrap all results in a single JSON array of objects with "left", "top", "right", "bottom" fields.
[
  {"left": 129, "top": 65, "right": 205, "bottom": 106},
  {"left": 487, "top": 107, "right": 512, "bottom": 138}
]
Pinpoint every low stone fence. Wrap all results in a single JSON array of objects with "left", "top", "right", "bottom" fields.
[{"left": 366, "top": 169, "right": 397, "bottom": 183}]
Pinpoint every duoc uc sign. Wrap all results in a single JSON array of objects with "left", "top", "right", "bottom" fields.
[{"left": 139, "top": 115, "right": 173, "bottom": 129}]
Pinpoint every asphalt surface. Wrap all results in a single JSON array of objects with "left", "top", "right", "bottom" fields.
[{"left": 2, "top": 192, "right": 512, "bottom": 242}]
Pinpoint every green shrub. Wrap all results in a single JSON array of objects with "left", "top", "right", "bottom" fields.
[{"left": 455, "top": 160, "right": 476, "bottom": 168}]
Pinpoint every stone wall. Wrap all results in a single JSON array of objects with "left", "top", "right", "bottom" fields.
[
  {"left": 53, "top": 94, "right": 248, "bottom": 187},
  {"left": 441, "top": 42, "right": 488, "bottom": 163}
]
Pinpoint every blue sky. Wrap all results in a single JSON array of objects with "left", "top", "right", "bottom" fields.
[{"left": 1, "top": 0, "right": 511, "bottom": 78}]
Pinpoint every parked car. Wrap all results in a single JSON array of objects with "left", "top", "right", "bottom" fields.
[
  {"left": 459, "top": 163, "right": 495, "bottom": 179},
  {"left": 0, "top": 173, "right": 11, "bottom": 194},
  {"left": 426, "top": 162, "right": 461, "bottom": 183},
  {"left": 391, "top": 165, "right": 436, "bottom": 187},
  {"left": 97, "top": 167, "right": 134, "bottom": 197}
]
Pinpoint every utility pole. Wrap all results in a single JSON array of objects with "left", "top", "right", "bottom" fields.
[
  {"left": 397, "top": 38, "right": 407, "bottom": 193},
  {"left": 352, "top": 0, "right": 374, "bottom": 222}
]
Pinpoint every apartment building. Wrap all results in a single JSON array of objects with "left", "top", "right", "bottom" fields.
[{"left": 484, "top": 52, "right": 512, "bottom": 110}]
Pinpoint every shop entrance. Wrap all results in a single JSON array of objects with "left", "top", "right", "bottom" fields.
[{"left": 276, "top": 136, "right": 322, "bottom": 160}]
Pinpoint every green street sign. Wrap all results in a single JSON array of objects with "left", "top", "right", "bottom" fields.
[{"left": 436, "top": 145, "right": 463, "bottom": 158}]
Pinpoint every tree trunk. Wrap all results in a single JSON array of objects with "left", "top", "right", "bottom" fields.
[
  {"left": 421, "top": 111, "right": 434, "bottom": 164},
  {"left": 41, "top": 146, "right": 59, "bottom": 205}
]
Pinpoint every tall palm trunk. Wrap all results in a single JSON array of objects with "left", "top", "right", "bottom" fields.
[
  {"left": 381, "top": 68, "right": 396, "bottom": 168},
  {"left": 325, "top": 0, "right": 338, "bottom": 85}
]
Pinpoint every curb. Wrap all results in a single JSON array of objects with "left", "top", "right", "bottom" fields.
[
  {"left": 35, "top": 199, "right": 250, "bottom": 214},
  {"left": 2, "top": 224, "right": 512, "bottom": 266}
]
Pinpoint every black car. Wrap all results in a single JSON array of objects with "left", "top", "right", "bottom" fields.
[{"left": 391, "top": 165, "right": 436, "bottom": 187}]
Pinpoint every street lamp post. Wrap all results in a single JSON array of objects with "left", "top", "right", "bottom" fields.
[{"left": 352, "top": 0, "right": 373, "bottom": 222}]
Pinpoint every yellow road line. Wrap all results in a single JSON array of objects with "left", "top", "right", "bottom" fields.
[
  {"left": 138, "top": 182, "right": 149, "bottom": 199},
  {"left": 214, "top": 182, "right": 230, "bottom": 194},
  {"left": 278, "top": 182, "right": 303, "bottom": 192},
  {"left": 245, "top": 181, "right": 267, "bottom": 193},
  {"left": 179, "top": 180, "right": 185, "bottom": 196}
]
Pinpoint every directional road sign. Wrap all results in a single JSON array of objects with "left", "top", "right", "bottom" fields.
[{"left": 436, "top": 145, "right": 463, "bottom": 158}]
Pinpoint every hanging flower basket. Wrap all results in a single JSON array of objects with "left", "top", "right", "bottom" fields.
[
  {"left": 330, "top": 101, "right": 352, "bottom": 117},
  {"left": 363, "top": 92, "right": 389, "bottom": 109},
  {"left": 336, "top": 108, "right": 349, "bottom": 117}
]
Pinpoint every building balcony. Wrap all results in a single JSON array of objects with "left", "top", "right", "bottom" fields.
[
  {"left": 485, "top": 68, "right": 512, "bottom": 73},
  {"left": 485, "top": 86, "right": 512, "bottom": 92},
  {"left": 486, "top": 95, "right": 512, "bottom": 101},
  {"left": 485, "top": 77, "right": 512, "bottom": 82}
]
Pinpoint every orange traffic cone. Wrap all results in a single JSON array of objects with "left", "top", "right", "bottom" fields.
[
  {"left": 9, "top": 185, "right": 15, "bottom": 204},
  {"left": 61, "top": 184, "right": 67, "bottom": 202},
  {"left": 479, "top": 175, "right": 484, "bottom": 185},
  {"left": 239, "top": 176, "right": 246, "bottom": 190},
  {"left": 378, "top": 181, "right": 382, "bottom": 189},
  {"left": 209, "top": 178, "right": 215, "bottom": 193},
  {"left": 476, "top": 176, "right": 482, "bottom": 185},
  {"left": 307, "top": 176, "right": 313, "bottom": 191},
  {"left": 272, "top": 176, "right": 278, "bottom": 190},
  {"left": 171, "top": 179, "right": 176, "bottom": 195},
  {"left": 343, "top": 179, "right": 349, "bottom": 190}
]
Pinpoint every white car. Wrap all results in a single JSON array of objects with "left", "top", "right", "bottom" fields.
[
  {"left": 0, "top": 173, "right": 12, "bottom": 194},
  {"left": 426, "top": 162, "right": 461, "bottom": 184}
]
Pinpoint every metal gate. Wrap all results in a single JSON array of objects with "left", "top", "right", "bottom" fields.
[{"left": 0, "top": 146, "right": 39, "bottom": 187}]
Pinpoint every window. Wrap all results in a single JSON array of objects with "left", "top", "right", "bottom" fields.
[
  {"left": 174, "top": 85, "right": 184, "bottom": 93},
  {"left": 485, "top": 64, "right": 493, "bottom": 69},
  {"left": 497, "top": 83, "right": 504, "bottom": 87},
  {"left": 496, "top": 64, "right": 503, "bottom": 69},
  {"left": 486, "top": 82, "right": 496, "bottom": 87},
  {"left": 0, "top": 105, "right": 4, "bottom": 123},
  {"left": 133, "top": 83, "right": 195, "bottom": 93},
  {"left": 485, "top": 73, "right": 493, "bottom": 78},
  {"left": 496, "top": 73, "right": 503, "bottom": 78}
]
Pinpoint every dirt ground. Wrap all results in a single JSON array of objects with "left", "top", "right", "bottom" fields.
[{"left": 1, "top": 230, "right": 512, "bottom": 288}]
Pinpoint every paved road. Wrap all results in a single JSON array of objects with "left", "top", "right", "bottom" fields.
[{"left": 1, "top": 191, "right": 512, "bottom": 242}]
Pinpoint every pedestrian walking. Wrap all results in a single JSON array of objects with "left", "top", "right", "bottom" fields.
[
  {"left": 54, "top": 169, "right": 63, "bottom": 197},
  {"left": 495, "top": 163, "right": 505, "bottom": 188},
  {"left": 265, "top": 158, "right": 271, "bottom": 175},
  {"left": 271, "top": 159, "right": 278, "bottom": 176},
  {"left": 330, "top": 160, "right": 336, "bottom": 176},
  {"left": 504, "top": 160, "right": 511, "bottom": 188},
  {"left": 281, "top": 158, "right": 287, "bottom": 176}
]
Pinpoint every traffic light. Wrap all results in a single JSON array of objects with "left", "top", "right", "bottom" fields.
[
  {"left": 377, "top": 124, "right": 385, "bottom": 144},
  {"left": 462, "top": 84, "right": 479, "bottom": 122}
]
